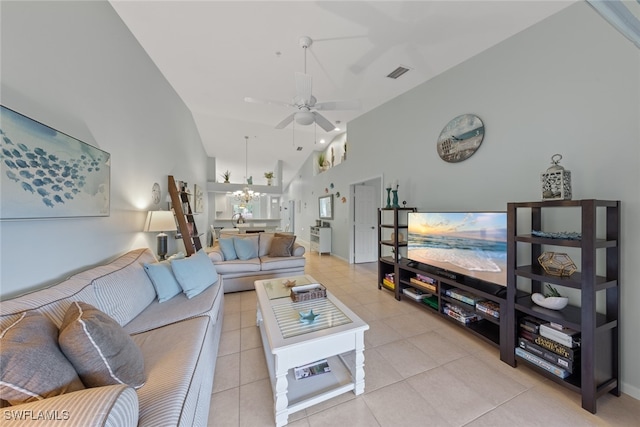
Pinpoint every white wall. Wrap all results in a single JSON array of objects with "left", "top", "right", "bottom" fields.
[
  {"left": 0, "top": 1, "right": 208, "bottom": 297},
  {"left": 285, "top": 3, "right": 640, "bottom": 398}
]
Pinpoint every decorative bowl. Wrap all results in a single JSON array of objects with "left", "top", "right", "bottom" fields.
[{"left": 531, "top": 293, "right": 569, "bottom": 310}]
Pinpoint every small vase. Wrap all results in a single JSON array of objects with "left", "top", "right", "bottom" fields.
[
  {"left": 392, "top": 190, "right": 399, "bottom": 208},
  {"left": 267, "top": 178, "right": 272, "bottom": 186},
  {"left": 386, "top": 188, "right": 392, "bottom": 208}
]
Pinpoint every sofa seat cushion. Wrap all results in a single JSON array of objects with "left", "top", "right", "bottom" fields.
[
  {"left": 123, "top": 276, "right": 223, "bottom": 336},
  {"left": 131, "top": 316, "right": 213, "bottom": 427},
  {"left": 0, "top": 311, "right": 85, "bottom": 405},
  {"left": 59, "top": 302, "right": 146, "bottom": 389},
  {"left": 212, "top": 258, "right": 261, "bottom": 274},
  {"left": 260, "top": 255, "right": 306, "bottom": 272}
]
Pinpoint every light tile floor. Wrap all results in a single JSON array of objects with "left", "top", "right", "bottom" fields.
[{"left": 209, "top": 253, "right": 639, "bottom": 426}]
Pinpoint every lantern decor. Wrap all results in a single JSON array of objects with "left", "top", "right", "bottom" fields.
[
  {"left": 541, "top": 154, "right": 572, "bottom": 200},
  {"left": 538, "top": 252, "right": 577, "bottom": 277}
]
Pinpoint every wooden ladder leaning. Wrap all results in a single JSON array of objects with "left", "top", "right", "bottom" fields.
[{"left": 168, "top": 175, "right": 202, "bottom": 256}]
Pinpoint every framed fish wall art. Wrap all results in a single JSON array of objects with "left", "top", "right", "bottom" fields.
[{"left": 0, "top": 105, "right": 110, "bottom": 220}]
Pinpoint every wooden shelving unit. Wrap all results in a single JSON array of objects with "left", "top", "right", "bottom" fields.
[
  {"left": 506, "top": 199, "right": 620, "bottom": 413},
  {"left": 168, "top": 175, "right": 202, "bottom": 256}
]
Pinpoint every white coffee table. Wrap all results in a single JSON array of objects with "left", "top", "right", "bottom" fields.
[{"left": 255, "top": 275, "right": 369, "bottom": 427}]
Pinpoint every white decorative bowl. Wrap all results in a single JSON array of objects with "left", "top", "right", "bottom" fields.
[{"left": 531, "top": 293, "right": 569, "bottom": 310}]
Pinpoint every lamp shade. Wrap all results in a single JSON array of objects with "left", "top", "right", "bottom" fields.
[{"left": 144, "top": 210, "right": 177, "bottom": 232}]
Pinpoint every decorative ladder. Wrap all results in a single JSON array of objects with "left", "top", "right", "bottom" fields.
[{"left": 168, "top": 175, "right": 202, "bottom": 256}]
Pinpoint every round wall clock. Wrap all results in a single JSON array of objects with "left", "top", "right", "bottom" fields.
[{"left": 436, "top": 114, "right": 485, "bottom": 163}]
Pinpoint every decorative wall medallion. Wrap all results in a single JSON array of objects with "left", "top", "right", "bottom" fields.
[
  {"left": 437, "top": 114, "right": 485, "bottom": 163},
  {"left": 151, "top": 183, "right": 161, "bottom": 204}
]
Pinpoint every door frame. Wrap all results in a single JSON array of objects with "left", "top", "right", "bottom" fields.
[{"left": 348, "top": 174, "right": 383, "bottom": 264}]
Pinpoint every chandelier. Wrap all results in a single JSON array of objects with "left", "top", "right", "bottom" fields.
[{"left": 232, "top": 136, "right": 260, "bottom": 206}]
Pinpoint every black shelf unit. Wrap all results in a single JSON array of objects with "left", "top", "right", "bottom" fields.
[
  {"left": 377, "top": 207, "right": 416, "bottom": 298},
  {"left": 506, "top": 199, "right": 620, "bottom": 414},
  {"left": 395, "top": 258, "right": 509, "bottom": 355}
]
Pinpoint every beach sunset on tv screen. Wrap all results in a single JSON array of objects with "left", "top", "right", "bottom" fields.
[{"left": 408, "top": 212, "right": 507, "bottom": 286}]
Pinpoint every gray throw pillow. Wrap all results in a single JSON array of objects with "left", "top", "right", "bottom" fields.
[
  {"left": 269, "top": 235, "right": 296, "bottom": 257},
  {"left": 0, "top": 311, "right": 85, "bottom": 405},
  {"left": 59, "top": 302, "right": 146, "bottom": 389}
]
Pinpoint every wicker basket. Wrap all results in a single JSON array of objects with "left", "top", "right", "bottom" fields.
[{"left": 290, "top": 284, "right": 327, "bottom": 302}]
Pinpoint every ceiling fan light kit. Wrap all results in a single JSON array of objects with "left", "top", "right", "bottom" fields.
[{"left": 245, "top": 36, "right": 360, "bottom": 133}]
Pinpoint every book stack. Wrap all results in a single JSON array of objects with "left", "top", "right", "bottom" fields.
[
  {"left": 476, "top": 300, "right": 500, "bottom": 319},
  {"left": 410, "top": 274, "right": 437, "bottom": 293},
  {"left": 442, "top": 302, "right": 480, "bottom": 324},
  {"left": 445, "top": 288, "right": 485, "bottom": 306},
  {"left": 517, "top": 316, "right": 580, "bottom": 379},
  {"left": 403, "top": 287, "right": 431, "bottom": 301},
  {"left": 382, "top": 273, "right": 395, "bottom": 289}
]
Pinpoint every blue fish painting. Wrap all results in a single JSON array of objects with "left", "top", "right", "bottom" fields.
[{"left": 1, "top": 105, "right": 110, "bottom": 219}]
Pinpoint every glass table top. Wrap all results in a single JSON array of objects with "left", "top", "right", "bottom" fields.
[
  {"left": 271, "top": 297, "right": 353, "bottom": 339},
  {"left": 261, "top": 275, "right": 317, "bottom": 300}
]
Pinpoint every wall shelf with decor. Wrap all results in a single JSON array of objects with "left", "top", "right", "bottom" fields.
[
  {"left": 377, "top": 207, "right": 416, "bottom": 298},
  {"left": 505, "top": 199, "right": 620, "bottom": 414}
]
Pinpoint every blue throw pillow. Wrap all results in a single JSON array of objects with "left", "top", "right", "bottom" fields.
[
  {"left": 218, "top": 237, "right": 237, "bottom": 261},
  {"left": 170, "top": 250, "right": 219, "bottom": 299},
  {"left": 143, "top": 261, "right": 182, "bottom": 303},
  {"left": 234, "top": 236, "right": 258, "bottom": 260}
]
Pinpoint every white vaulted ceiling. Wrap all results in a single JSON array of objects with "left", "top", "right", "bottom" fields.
[{"left": 110, "top": 0, "right": 576, "bottom": 186}]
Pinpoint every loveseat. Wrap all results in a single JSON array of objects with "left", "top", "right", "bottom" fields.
[
  {"left": 0, "top": 247, "right": 224, "bottom": 426},
  {"left": 208, "top": 232, "right": 305, "bottom": 293}
]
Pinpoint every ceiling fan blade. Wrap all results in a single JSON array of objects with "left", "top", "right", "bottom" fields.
[
  {"left": 275, "top": 113, "right": 296, "bottom": 129},
  {"left": 244, "top": 97, "right": 292, "bottom": 108},
  {"left": 312, "top": 112, "right": 336, "bottom": 132},
  {"left": 315, "top": 99, "right": 361, "bottom": 111},
  {"left": 295, "top": 72, "right": 313, "bottom": 105}
]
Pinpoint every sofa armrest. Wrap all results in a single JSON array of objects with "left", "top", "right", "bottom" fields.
[
  {"left": 292, "top": 242, "right": 305, "bottom": 257},
  {"left": 208, "top": 247, "right": 224, "bottom": 262},
  {"left": 1, "top": 385, "right": 138, "bottom": 427}
]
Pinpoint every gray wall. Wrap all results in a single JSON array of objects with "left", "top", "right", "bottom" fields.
[
  {"left": 285, "top": 3, "right": 640, "bottom": 398},
  {"left": 0, "top": 1, "right": 208, "bottom": 297}
]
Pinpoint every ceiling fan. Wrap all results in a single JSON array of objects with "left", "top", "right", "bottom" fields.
[{"left": 245, "top": 36, "right": 360, "bottom": 132}]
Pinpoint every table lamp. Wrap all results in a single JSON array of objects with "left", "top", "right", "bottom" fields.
[{"left": 144, "top": 210, "right": 177, "bottom": 260}]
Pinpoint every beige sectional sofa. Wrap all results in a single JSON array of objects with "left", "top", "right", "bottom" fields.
[
  {"left": 0, "top": 248, "right": 224, "bottom": 426},
  {"left": 208, "top": 232, "right": 305, "bottom": 293}
]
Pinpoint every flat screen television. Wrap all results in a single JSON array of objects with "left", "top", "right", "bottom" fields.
[{"left": 407, "top": 212, "right": 507, "bottom": 286}]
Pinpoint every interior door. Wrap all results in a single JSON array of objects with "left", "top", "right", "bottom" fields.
[{"left": 353, "top": 185, "right": 377, "bottom": 263}]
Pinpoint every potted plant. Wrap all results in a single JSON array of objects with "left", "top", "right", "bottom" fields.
[
  {"left": 318, "top": 153, "right": 329, "bottom": 172},
  {"left": 264, "top": 171, "right": 274, "bottom": 186},
  {"left": 221, "top": 170, "right": 231, "bottom": 183}
]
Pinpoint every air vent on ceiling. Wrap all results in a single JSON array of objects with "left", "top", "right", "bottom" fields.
[
  {"left": 296, "top": 146, "right": 303, "bottom": 151},
  {"left": 386, "top": 66, "right": 411, "bottom": 79}
]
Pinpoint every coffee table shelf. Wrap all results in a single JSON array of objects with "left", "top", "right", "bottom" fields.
[{"left": 255, "top": 275, "right": 369, "bottom": 427}]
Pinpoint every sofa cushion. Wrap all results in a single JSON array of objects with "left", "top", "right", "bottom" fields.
[
  {"left": 124, "top": 275, "right": 223, "bottom": 335},
  {"left": 258, "top": 232, "right": 275, "bottom": 256},
  {"left": 292, "top": 243, "right": 305, "bottom": 257},
  {"left": 212, "top": 258, "right": 261, "bottom": 274},
  {"left": 218, "top": 237, "right": 237, "bottom": 261},
  {"left": 234, "top": 236, "right": 259, "bottom": 260},
  {"left": 269, "top": 234, "right": 297, "bottom": 257},
  {"left": 143, "top": 260, "right": 183, "bottom": 303},
  {"left": 260, "top": 255, "right": 307, "bottom": 271},
  {"left": 131, "top": 316, "right": 214, "bottom": 426},
  {"left": 171, "top": 249, "right": 219, "bottom": 299},
  {"left": 59, "top": 301, "right": 146, "bottom": 389},
  {"left": 0, "top": 311, "right": 85, "bottom": 405},
  {"left": 92, "top": 249, "right": 158, "bottom": 326}
]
